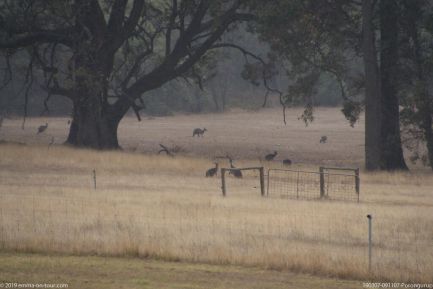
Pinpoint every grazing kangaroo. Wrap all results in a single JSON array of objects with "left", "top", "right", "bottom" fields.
[
  {"left": 193, "top": 128, "right": 207, "bottom": 137},
  {"left": 265, "top": 151, "right": 278, "bottom": 161},
  {"left": 229, "top": 158, "right": 243, "bottom": 178},
  {"left": 320, "top": 136, "right": 328, "bottom": 143},
  {"left": 37, "top": 123, "right": 48, "bottom": 134},
  {"left": 282, "top": 159, "right": 292, "bottom": 166},
  {"left": 206, "top": 162, "right": 219, "bottom": 177}
]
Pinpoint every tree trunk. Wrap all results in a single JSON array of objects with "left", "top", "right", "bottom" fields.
[
  {"left": 362, "top": 0, "right": 383, "bottom": 170},
  {"left": 406, "top": 1, "right": 433, "bottom": 170},
  {"left": 379, "top": 0, "right": 408, "bottom": 170},
  {"left": 66, "top": 98, "right": 122, "bottom": 150},
  {"left": 404, "top": 0, "right": 433, "bottom": 171},
  {"left": 422, "top": 111, "right": 433, "bottom": 170},
  {"left": 210, "top": 86, "right": 220, "bottom": 111}
]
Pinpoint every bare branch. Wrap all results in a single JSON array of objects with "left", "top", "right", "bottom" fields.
[
  {"left": 0, "top": 30, "right": 73, "bottom": 49},
  {"left": 166, "top": 0, "right": 178, "bottom": 56},
  {"left": 210, "top": 42, "right": 286, "bottom": 123}
]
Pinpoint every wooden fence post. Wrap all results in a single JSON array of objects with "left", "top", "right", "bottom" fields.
[
  {"left": 266, "top": 169, "right": 270, "bottom": 196},
  {"left": 93, "top": 169, "right": 96, "bottom": 190},
  {"left": 319, "top": 167, "right": 325, "bottom": 198},
  {"left": 259, "top": 167, "right": 265, "bottom": 197},
  {"left": 221, "top": 168, "right": 226, "bottom": 197},
  {"left": 355, "top": 168, "right": 360, "bottom": 202}
]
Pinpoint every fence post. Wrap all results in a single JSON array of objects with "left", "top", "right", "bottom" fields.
[
  {"left": 355, "top": 168, "right": 360, "bottom": 202},
  {"left": 319, "top": 167, "right": 325, "bottom": 198},
  {"left": 266, "top": 169, "right": 270, "bottom": 196},
  {"left": 259, "top": 167, "right": 265, "bottom": 197},
  {"left": 221, "top": 168, "right": 226, "bottom": 197},
  {"left": 367, "top": 214, "right": 373, "bottom": 272},
  {"left": 93, "top": 169, "right": 96, "bottom": 190}
]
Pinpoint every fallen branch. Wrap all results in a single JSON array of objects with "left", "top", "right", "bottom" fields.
[{"left": 158, "top": 144, "right": 174, "bottom": 157}]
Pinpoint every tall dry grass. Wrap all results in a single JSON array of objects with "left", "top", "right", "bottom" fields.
[{"left": 0, "top": 144, "right": 432, "bottom": 282}]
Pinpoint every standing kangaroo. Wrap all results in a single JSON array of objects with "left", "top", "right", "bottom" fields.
[
  {"left": 206, "top": 162, "right": 219, "bottom": 177},
  {"left": 265, "top": 151, "right": 278, "bottom": 161},
  {"left": 193, "top": 128, "right": 207, "bottom": 137},
  {"left": 229, "top": 158, "right": 243, "bottom": 178}
]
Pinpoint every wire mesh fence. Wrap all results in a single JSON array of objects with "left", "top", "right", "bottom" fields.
[
  {"left": 1, "top": 163, "right": 432, "bottom": 283},
  {"left": 267, "top": 168, "right": 359, "bottom": 202},
  {"left": 0, "top": 190, "right": 432, "bottom": 283}
]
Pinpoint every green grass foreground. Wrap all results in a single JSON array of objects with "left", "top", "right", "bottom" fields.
[{"left": 0, "top": 252, "right": 363, "bottom": 289}]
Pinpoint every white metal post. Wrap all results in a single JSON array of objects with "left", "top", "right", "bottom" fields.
[{"left": 367, "top": 214, "right": 372, "bottom": 272}]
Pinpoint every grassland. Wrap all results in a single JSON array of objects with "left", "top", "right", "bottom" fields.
[
  {"left": 0, "top": 108, "right": 432, "bottom": 286},
  {"left": 0, "top": 252, "right": 363, "bottom": 289},
  {"left": 0, "top": 107, "right": 366, "bottom": 165}
]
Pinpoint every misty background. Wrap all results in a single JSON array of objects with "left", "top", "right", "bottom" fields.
[{"left": 0, "top": 28, "right": 343, "bottom": 117}]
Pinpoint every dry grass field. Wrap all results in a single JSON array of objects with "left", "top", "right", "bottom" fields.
[
  {"left": 0, "top": 108, "right": 432, "bottom": 285},
  {"left": 0, "top": 107, "right": 365, "bottom": 166},
  {"left": 0, "top": 252, "right": 363, "bottom": 289}
]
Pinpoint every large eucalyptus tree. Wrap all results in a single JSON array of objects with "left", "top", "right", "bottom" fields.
[
  {"left": 254, "top": 0, "right": 410, "bottom": 170},
  {"left": 0, "top": 0, "right": 257, "bottom": 149}
]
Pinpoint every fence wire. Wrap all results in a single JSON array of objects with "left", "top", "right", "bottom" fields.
[
  {"left": 267, "top": 168, "right": 359, "bottom": 202},
  {"left": 0, "top": 185, "right": 432, "bottom": 283},
  {"left": 0, "top": 192, "right": 432, "bottom": 283}
]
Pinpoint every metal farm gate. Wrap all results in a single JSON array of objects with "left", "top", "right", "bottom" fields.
[{"left": 267, "top": 167, "right": 360, "bottom": 202}]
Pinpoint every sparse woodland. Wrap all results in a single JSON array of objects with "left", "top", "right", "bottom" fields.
[
  {"left": 1, "top": 0, "right": 432, "bottom": 170},
  {"left": 0, "top": 1, "right": 433, "bottom": 287}
]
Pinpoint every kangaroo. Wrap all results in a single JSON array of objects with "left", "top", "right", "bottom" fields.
[
  {"left": 206, "top": 162, "right": 219, "bottom": 177},
  {"left": 265, "top": 151, "right": 278, "bottom": 161},
  {"left": 229, "top": 158, "right": 242, "bottom": 178},
  {"left": 193, "top": 128, "right": 207, "bottom": 137},
  {"left": 320, "top": 136, "right": 328, "bottom": 143},
  {"left": 282, "top": 159, "right": 292, "bottom": 166},
  {"left": 37, "top": 123, "right": 48, "bottom": 134}
]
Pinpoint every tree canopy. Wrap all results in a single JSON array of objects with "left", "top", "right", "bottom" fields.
[
  {"left": 0, "top": 0, "right": 269, "bottom": 148},
  {"left": 1, "top": 0, "right": 433, "bottom": 171}
]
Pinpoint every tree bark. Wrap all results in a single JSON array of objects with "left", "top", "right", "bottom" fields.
[
  {"left": 379, "top": 0, "right": 408, "bottom": 170},
  {"left": 405, "top": 0, "right": 433, "bottom": 170},
  {"left": 362, "top": 0, "right": 383, "bottom": 170},
  {"left": 66, "top": 98, "right": 123, "bottom": 150},
  {"left": 423, "top": 110, "right": 433, "bottom": 170}
]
